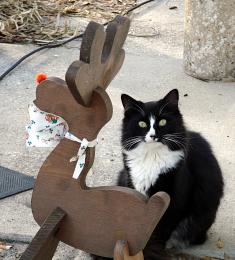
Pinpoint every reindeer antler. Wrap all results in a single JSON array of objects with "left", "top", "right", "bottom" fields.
[
  {"left": 34, "top": 16, "right": 130, "bottom": 140},
  {"left": 66, "top": 16, "right": 130, "bottom": 106}
]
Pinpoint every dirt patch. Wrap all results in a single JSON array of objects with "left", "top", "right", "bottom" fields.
[{"left": 0, "top": 0, "right": 136, "bottom": 44}]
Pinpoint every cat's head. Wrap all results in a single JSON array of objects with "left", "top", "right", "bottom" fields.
[{"left": 121, "top": 89, "right": 186, "bottom": 151}]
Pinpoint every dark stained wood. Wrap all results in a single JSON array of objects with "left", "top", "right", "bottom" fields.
[
  {"left": 30, "top": 15, "right": 171, "bottom": 259},
  {"left": 33, "top": 173, "right": 169, "bottom": 257},
  {"left": 20, "top": 207, "right": 66, "bottom": 260}
]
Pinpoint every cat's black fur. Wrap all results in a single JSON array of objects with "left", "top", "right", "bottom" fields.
[{"left": 93, "top": 89, "right": 223, "bottom": 260}]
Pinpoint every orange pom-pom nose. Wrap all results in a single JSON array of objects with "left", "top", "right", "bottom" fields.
[{"left": 36, "top": 73, "right": 47, "bottom": 84}]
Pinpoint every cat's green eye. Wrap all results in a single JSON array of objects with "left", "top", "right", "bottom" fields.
[
  {"left": 159, "top": 119, "right": 167, "bottom": 126},
  {"left": 138, "top": 121, "right": 147, "bottom": 128}
]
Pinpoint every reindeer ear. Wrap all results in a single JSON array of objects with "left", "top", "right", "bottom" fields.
[
  {"left": 121, "top": 94, "right": 144, "bottom": 115},
  {"left": 163, "top": 89, "right": 179, "bottom": 106}
]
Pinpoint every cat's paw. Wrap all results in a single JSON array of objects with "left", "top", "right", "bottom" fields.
[{"left": 165, "top": 237, "right": 188, "bottom": 250}]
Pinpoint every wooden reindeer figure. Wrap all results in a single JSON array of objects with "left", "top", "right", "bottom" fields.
[{"left": 21, "top": 16, "right": 170, "bottom": 260}]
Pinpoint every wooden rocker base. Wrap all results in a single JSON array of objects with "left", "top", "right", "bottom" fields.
[
  {"left": 21, "top": 208, "right": 144, "bottom": 260},
  {"left": 114, "top": 241, "right": 144, "bottom": 260},
  {"left": 20, "top": 207, "right": 66, "bottom": 260}
]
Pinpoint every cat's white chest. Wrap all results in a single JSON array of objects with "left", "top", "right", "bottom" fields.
[{"left": 124, "top": 142, "right": 184, "bottom": 195}]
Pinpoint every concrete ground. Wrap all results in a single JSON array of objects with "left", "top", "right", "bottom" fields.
[{"left": 0, "top": 0, "right": 234, "bottom": 259}]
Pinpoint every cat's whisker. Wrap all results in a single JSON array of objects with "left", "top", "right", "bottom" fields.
[
  {"left": 124, "top": 138, "right": 141, "bottom": 145},
  {"left": 122, "top": 137, "right": 142, "bottom": 151},
  {"left": 165, "top": 133, "right": 185, "bottom": 136},
  {"left": 165, "top": 134, "right": 184, "bottom": 137},
  {"left": 163, "top": 140, "right": 185, "bottom": 160},
  {"left": 162, "top": 139, "right": 175, "bottom": 151},
  {"left": 165, "top": 132, "right": 198, "bottom": 140},
  {"left": 164, "top": 134, "right": 193, "bottom": 149},
  {"left": 122, "top": 140, "right": 141, "bottom": 151},
  {"left": 124, "top": 136, "right": 143, "bottom": 142},
  {"left": 123, "top": 139, "right": 142, "bottom": 148},
  {"left": 165, "top": 135, "right": 190, "bottom": 140},
  {"left": 123, "top": 136, "right": 142, "bottom": 142},
  {"left": 123, "top": 141, "right": 139, "bottom": 149},
  {"left": 166, "top": 137, "right": 187, "bottom": 150},
  {"left": 164, "top": 133, "right": 192, "bottom": 141},
  {"left": 165, "top": 132, "right": 185, "bottom": 135},
  {"left": 163, "top": 137, "right": 187, "bottom": 155}
]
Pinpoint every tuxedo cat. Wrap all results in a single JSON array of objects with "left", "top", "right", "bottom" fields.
[{"left": 93, "top": 89, "right": 223, "bottom": 259}]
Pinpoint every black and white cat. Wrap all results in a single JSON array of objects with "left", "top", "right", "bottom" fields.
[{"left": 93, "top": 89, "right": 223, "bottom": 259}]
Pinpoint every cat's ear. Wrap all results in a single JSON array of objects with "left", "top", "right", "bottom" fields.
[
  {"left": 163, "top": 89, "right": 179, "bottom": 106},
  {"left": 121, "top": 94, "right": 144, "bottom": 115},
  {"left": 121, "top": 94, "right": 136, "bottom": 109}
]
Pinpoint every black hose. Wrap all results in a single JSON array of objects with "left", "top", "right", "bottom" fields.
[
  {"left": 0, "top": 0, "right": 154, "bottom": 81},
  {"left": 0, "top": 32, "right": 85, "bottom": 81}
]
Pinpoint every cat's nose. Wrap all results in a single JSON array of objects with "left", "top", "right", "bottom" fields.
[{"left": 150, "top": 135, "right": 157, "bottom": 139}]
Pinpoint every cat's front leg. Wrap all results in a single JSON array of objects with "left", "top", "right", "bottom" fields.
[
  {"left": 165, "top": 228, "right": 189, "bottom": 250},
  {"left": 117, "top": 169, "right": 134, "bottom": 189}
]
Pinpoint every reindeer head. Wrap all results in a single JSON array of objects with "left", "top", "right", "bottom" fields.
[{"left": 34, "top": 16, "right": 130, "bottom": 142}]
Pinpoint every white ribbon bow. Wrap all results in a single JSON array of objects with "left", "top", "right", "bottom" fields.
[
  {"left": 26, "top": 103, "right": 97, "bottom": 179},
  {"left": 65, "top": 133, "right": 98, "bottom": 179}
]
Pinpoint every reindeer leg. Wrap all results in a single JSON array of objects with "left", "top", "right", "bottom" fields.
[{"left": 114, "top": 241, "right": 144, "bottom": 260}]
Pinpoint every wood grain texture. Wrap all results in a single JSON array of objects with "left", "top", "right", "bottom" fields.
[
  {"left": 31, "top": 15, "right": 171, "bottom": 258},
  {"left": 32, "top": 177, "right": 169, "bottom": 257},
  {"left": 20, "top": 207, "right": 66, "bottom": 260}
]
